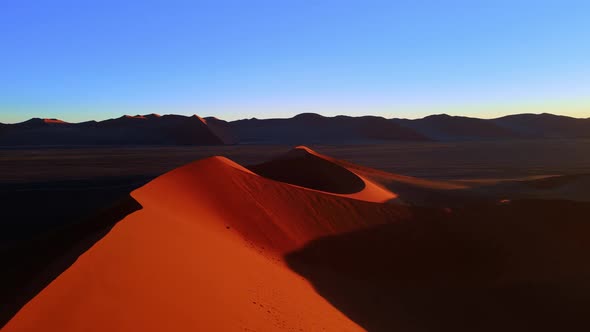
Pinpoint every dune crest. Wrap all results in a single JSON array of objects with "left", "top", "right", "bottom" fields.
[{"left": 249, "top": 146, "right": 397, "bottom": 203}]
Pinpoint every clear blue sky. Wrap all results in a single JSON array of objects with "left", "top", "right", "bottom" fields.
[{"left": 1, "top": 0, "right": 589, "bottom": 123}]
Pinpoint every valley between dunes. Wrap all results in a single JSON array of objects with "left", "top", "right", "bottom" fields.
[{"left": 3, "top": 147, "right": 590, "bottom": 331}]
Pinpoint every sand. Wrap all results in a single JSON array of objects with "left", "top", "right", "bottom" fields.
[
  {"left": 3, "top": 146, "right": 589, "bottom": 331},
  {"left": 2, "top": 147, "right": 410, "bottom": 331}
]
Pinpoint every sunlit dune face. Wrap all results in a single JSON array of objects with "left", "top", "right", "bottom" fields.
[
  {"left": 132, "top": 154, "right": 406, "bottom": 254},
  {"left": 4, "top": 149, "right": 398, "bottom": 331}
]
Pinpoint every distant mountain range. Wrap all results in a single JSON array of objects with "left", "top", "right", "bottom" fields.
[
  {"left": 0, "top": 114, "right": 230, "bottom": 146},
  {"left": 1, "top": 112, "right": 589, "bottom": 146},
  {"left": 232, "top": 113, "right": 428, "bottom": 144}
]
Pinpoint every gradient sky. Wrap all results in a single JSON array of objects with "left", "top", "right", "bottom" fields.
[{"left": 1, "top": 0, "right": 590, "bottom": 123}]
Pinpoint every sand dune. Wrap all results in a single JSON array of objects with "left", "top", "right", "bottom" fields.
[
  {"left": 271, "top": 146, "right": 470, "bottom": 206},
  {"left": 249, "top": 146, "right": 397, "bottom": 202},
  {"left": 2, "top": 147, "right": 411, "bottom": 331},
  {"left": 3, "top": 147, "right": 589, "bottom": 331}
]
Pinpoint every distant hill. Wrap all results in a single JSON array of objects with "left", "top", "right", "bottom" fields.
[
  {"left": 491, "top": 113, "right": 590, "bottom": 138},
  {"left": 2, "top": 112, "right": 589, "bottom": 146},
  {"left": 230, "top": 113, "right": 429, "bottom": 144},
  {"left": 393, "top": 114, "right": 520, "bottom": 141},
  {"left": 0, "top": 114, "right": 225, "bottom": 146},
  {"left": 202, "top": 116, "right": 239, "bottom": 144},
  {"left": 394, "top": 113, "right": 590, "bottom": 141}
]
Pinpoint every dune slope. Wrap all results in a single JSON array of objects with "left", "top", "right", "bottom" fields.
[
  {"left": 248, "top": 146, "right": 397, "bottom": 202},
  {"left": 3, "top": 148, "right": 412, "bottom": 331}
]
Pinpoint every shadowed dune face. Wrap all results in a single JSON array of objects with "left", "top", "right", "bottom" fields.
[
  {"left": 247, "top": 146, "right": 397, "bottom": 203},
  {"left": 0, "top": 194, "right": 142, "bottom": 328},
  {"left": 248, "top": 146, "right": 366, "bottom": 194},
  {"left": 286, "top": 200, "right": 590, "bottom": 332}
]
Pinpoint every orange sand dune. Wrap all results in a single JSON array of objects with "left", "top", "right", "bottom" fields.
[
  {"left": 3, "top": 147, "right": 414, "bottom": 331},
  {"left": 317, "top": 149, "right": 467, "bottom": 191},
  {"left": 249, "top": 146, "right": 397, "bottom": 203},
  {"left": 250, "top": 146, "right": 467, "bottom": 206}
]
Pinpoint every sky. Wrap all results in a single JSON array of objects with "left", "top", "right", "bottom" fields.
[{"left": 1, "top": 0, "right": 589, "bottom": 123}]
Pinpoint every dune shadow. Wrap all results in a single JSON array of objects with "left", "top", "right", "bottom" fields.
[
  {"left": 286, "top": 200, "right": 590, "bottom": 332},
  {"left": 249, "top": 151, "right": 366, "bottom": 194},
  {"left": 0, "top": 195, "right": 141, "bottom": 328}
]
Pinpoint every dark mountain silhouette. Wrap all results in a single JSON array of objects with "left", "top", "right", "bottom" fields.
[
  {"left": 230, "top": 113, "right": 429, "bottom": 144},
  {"left": 12, "top": 118, "right": 70, "bottom": 128},
  {"left": 492, "top": 113, "right": 590, "bottom": 138},
  {"left": 394, "top": 113, "right": 590, "bottom": 140},
  {"left": 0, "top": 114, "right": 225, "bottom": 146},
  {"left": 393, "top": 114, "right": 521, "bottom": 141},
  {"left": 202, "top": 116, "right": 238, "bottom": 144},
  {"left": 2, "top": 112, "right": 589, "bottom": 146}
]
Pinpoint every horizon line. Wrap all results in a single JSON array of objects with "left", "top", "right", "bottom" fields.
[{"left": 2, "top": 111, "right": 590, "bottom": 125}]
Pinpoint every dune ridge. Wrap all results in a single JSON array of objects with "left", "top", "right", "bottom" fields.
[
  {"left": 249, "top": 146, "right": 397, "bottom": 203},
  {"left": 2, "top": 147, "right": 413, "bottom": 331}
]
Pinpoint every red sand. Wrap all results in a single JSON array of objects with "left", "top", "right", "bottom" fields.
[
  {"left": 250, "top": 146, "right": 397, "bottom": 203},
  {"left": 3, "top": 147, "right": 414, "bottom": 331}
]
